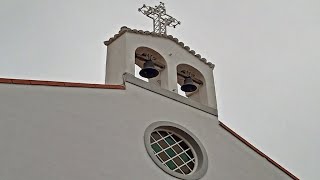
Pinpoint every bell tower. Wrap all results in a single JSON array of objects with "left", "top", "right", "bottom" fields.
[{"left": 104, "top": 2, "right": 217, "bottom": 110}]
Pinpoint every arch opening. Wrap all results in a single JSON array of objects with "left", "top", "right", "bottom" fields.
[
  {"left": 177, "top": 64, "right": 208, "bottom": 105},
  {"left": 135, "top": 47, "right": 167, "bottom": 87}
]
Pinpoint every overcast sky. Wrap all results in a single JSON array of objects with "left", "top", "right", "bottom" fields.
[{"left": 1, "top": 0, "right": 319, "bottom": 179}]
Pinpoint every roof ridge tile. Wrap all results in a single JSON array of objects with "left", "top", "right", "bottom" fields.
[{"left": 104, "top": 26, "right": 216, "bottom": 69}]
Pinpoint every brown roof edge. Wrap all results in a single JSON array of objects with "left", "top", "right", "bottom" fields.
[
  {"left": 219, "top": 121, "right": 299, "bottom": 180},
  {"left": 0, "top": 78, "right": 125, "bottom": 90}
]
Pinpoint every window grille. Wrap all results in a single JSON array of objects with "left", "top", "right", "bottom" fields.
[{"left": 150, "top": 130, "right": 195, "bottom": 175}]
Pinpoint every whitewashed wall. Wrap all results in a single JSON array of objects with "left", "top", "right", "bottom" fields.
[{"left": 0, "top": 83, "right": 292, "bottom": 180}]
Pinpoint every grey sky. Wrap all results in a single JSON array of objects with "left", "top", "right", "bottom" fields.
[{"left": 1, "top": 0, "right": 319, "bottom": 179}]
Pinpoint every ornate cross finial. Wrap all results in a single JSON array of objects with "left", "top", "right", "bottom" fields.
[{"left": 138, "top": 2, "right": 181, "bottom": 34}]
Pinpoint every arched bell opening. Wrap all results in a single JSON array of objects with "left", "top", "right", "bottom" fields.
[
  {"left": 177, "top": 64, "right": 208, "bottom": 106},
  {"left": 135, "top": 47, "right": 167, "bottom": 87}
]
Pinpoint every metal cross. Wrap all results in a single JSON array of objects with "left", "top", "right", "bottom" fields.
[{"left": 138, "top": 2, "right": 181, "bottom": 34}]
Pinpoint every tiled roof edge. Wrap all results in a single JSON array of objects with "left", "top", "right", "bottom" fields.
[
  {"left": 104, "top": 26, "right": 215, "bottom": 69},
  {"left": 219, "top": 121, "right": 299, "bottom": 180},
  {"left": 0, "top": 78, "right": 125, "bottom": 90}
]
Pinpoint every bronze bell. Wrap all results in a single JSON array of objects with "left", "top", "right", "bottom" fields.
[
  {"left": 139, "top": 60, "right": 159, "bottom": 79},
  {"left": 181, "top": 77, "right": 197, "bottom": 92}
]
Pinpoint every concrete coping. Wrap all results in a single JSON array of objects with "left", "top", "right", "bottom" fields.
[{"left": 123, "top": 73, "right": 218, "bottom": 117}]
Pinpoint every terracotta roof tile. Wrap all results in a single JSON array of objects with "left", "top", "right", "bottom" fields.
[
  {"left": 104, "top": 26, "right": 215, "bottom": 69},
  {"left": 0, "top": 78, "right": 13, "bottom": 83},
  {"left": 64, "top": 82, "right": 95, "bottom": 88},
  {"left": 29, "top": 80, "right": 49, "bottom": 85},
  {"left": 0, "top": 78, "right": 125, "bottom": 90},
  {"left": 12, "top": 79, "right": 31, "bottom": 84},
  {"left": 219, "top": 121, "right": 299, "bottom": 180}
]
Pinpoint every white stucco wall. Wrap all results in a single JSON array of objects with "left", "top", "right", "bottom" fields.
[
  {"left": 105, "top": 32, "right": 217, "bottom": 109},
  {"left": 0, "top": 83, "right": 292, "bottom": 180}
]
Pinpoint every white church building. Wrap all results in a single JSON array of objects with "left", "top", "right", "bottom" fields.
[{"left": 0, "top": 3, "right": 298, "bottom": 180}]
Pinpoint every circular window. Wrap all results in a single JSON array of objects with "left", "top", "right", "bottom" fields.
[
  {"left": 150, "top": 130, "right": 196, "bottom": 174},
  {"left": 144, "top": 122, "right": 208, "bottom": 180}
]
